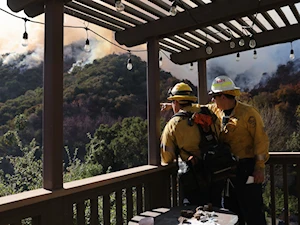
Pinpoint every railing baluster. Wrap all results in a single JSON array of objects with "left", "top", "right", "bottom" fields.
[
  {"left": 144, "top": 182, "right": 151, "bottom": 211},
  {"left": 270, "top": 164, "right": 276, "bottom": 225},
  {"left": 103, "top": 194, "right": 110, "bottom": 225},
  {"left": 126, "top": 187, "right": 133, "bottom": 223},
  {"left": 76, "top": 200, "right": 85, "bottom": 225},
  {"left": 116, "top": 190, "right": 123, "bottom": 225},
  {"left": 297, "top": 164, "right": 300, "bottom": 225},
  {"left": 283, "top": 164, "right": 289, "bottom": 225},
  {"left": 136, "top": 184, "right": 143, "bottom": 214},
  {"left": 32, "top": 216, "right": 41, "bottom": 225},
  {"left": 172, "top": 173, "right": 178, "bottom": 207},
  {"left": 90, "top": 197, "right": 99, "bottom": 225}
]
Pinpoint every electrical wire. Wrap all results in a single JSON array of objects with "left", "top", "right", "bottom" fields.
[{"left": 0, "top": 7, "right": 147, "bottom": 53}]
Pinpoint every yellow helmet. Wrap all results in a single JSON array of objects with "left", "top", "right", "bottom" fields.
[
  {"left": 167, "top": 82, "right": 197, "bottom": 103},
  {"left": 209, "top": 76, "right": 241, "bottom": 96}
]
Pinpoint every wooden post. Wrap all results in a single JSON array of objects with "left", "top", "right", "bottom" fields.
[
  {"left": 147, "top": 38, "right": 160, "bottom": 166},
  {"left": 43, "top": 0, "right": 64, "bottom": 190},
  {"left": 197, "top": 59, "right": 208, "bottom": 104}
]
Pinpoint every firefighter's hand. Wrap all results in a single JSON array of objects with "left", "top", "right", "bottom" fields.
[
  {"left": 253, "top": 168, "right": 265, "bottom": 184},
  {"left": 160, "top": 103, "right": 172, "bottom": 112},
  {"left": 187, "top": 155, "right": 198, "bottom": 166}
]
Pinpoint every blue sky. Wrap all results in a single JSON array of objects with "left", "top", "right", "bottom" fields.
[{"left": 0, "top": 2, "right": 299, "bottom": 90}]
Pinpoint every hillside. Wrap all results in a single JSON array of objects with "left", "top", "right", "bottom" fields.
[
  {"left": 0, "top": 53, "right": 299, "bottom": 159},
  {"left": 0, "top": 53, "right": 181, "bottom": 158}
]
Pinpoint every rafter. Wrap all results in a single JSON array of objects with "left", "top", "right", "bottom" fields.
[
  {"left": 115, "top": 0, "right": 299, "bottom": 47},
  {"left": 7, "top": 0, "right": 38, "bottom": 12},
  {"left": 170, "top": 23, "right": 300, "bottom": 64}
]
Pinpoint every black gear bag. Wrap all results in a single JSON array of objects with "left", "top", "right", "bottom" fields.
[{"left": 174, "top": 107, "right": 238, "bottom": 183}]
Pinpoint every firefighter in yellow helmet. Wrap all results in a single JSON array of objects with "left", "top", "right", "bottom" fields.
[
  {"left": 160, "top": 82, "right": 223, "bottom": 207},
  {"left": 207, "top": 75, "right": 269, "bottom": 225}
]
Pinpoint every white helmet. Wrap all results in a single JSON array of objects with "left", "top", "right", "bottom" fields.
[{"left": 209, "top": 76, "right": 241, "bottom": 96}]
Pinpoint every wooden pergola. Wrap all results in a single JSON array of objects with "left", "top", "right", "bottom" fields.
[{"left": 6, "top": 0, "right": 300, "bottom": 191}]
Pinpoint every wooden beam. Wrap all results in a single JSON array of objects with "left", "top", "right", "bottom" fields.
[
  {"left": 170, "top": 23, "right": 300, "bottom": 64},
  {"left": 7, "top": 0, "right": 38, "bottom": 12},
  {"left": 115, "top": 0, "right": 300, "bottom": 47},
  {"left": 24, "top": 2, "right": 44, "bottom": 18}
]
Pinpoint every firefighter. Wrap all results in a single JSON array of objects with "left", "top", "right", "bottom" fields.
[
  {"left": 160, "top": 82, "right": 223, "bottom": 207},
  {"left": 208, "top": 75, "right": 269, "bottom": 225}
]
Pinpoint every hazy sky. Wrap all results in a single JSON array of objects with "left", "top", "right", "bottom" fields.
[{"left": 0, "top": 2, "right": 299, "bottom": 89}]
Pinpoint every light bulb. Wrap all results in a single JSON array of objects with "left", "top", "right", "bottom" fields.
[
  {"left": 205, "top": 45, "right": 213, "bottom": 55},
  {"left": 253, "top": 50, "right": 257, "bottom": 59},
  {"left": 229, "top": 40, "right": 235, "bottom": 49},
  {"left": 84, "top": 39, "right": 91, "bottom": 53},
  {"left": 249, "top": 39, "right": 256, "bottom": 48},
  {"left": 127, "top": 58, "right": 133, "bottom": 70},
  {"left": 189, "top": 62, "right": 193, "bottom": 71},
  {"left": 290, "top": 49, "right": 295, "bottom": 60},
  {"left": 115, "top": 0, "right": 125, "bottom": 12},
  {"left": 238, "top": 38, "right": 245, "bottom": 47},
  {"left": 236, "top": 52, "right": 240, "bottom": 62},
  {"left": 22, "top": 32, "right": 28, "bottom": 47},
  {"left": 169, "top": 2, "right": 177, "bottom": 16},
  {"left": 159, "top": 56, "right": 163, "bottom": 67}
]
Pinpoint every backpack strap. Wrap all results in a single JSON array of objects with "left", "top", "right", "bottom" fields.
[{"left": 172, "top": 111, "right": 194, "bottom": 126}]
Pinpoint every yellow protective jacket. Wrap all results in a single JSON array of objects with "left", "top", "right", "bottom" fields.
[
  {"left": 206, "top": 101, "right": 270, "bottom": 170},
  {"left": 160, "top": 105, "right": 217, "bottom": 164}
]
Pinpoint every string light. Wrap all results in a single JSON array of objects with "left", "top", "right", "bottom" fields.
[
  {"left": 189, "top": 62, "right": 193, "bottom": 71},
  {"left": 126, "top": 51, "right": 133, "bottom": 70},
  {"left": 115, "top": 0, "right": 125, "bottom": 12},
  {"left": 205, "top": 44, "right": 213, "bottom": 55},
  {"left": 0, "top": 7, "right": 297, "bottom": 65},
  {"left": 229, "top": 40, "right": 235, "bottom": 49},
  {"left": 169, "top": 1, "right": 177, "bottom": 16},
  {"left": 159, "top": 56, "right": 163, "bottom": 67},
  {"left": 22, "top": 18, "right": 28, "bottom": 47},
  {"left": 290, "top": 42, "right": 295, "bottom": 60},
  {"left": 238, "top": 38, "right": 245, "bottom": 47},
  {"left": 84, "top": 28, "right": 91, "bottom": 53},
  {"left": 253, "top": 49, "right": 257, "bottom": 59},
  {"left": 249, "top": 36, "right": 256, "bottom": 48},
  {"left": 236, "top": 52, "right": 240, "bottom": 61}
]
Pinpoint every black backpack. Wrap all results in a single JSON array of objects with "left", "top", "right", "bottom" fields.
[{"left": 173, "top": 107, "right": 237, "bottom": 183}]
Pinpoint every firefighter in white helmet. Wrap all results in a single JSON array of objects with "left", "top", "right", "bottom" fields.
[
  {"left": 160, "top": 82, "right": 223, "bottom": 207},
  {"left": 207, "top": 75, "right": 269, "bottom": 225}
]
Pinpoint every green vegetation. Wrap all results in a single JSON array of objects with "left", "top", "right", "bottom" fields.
[{"left": 0, "top": 53, "right": 299, "bottom": 219}]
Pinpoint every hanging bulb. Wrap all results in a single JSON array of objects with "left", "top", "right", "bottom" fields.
[
  {"left": 205, "top": 44, "right": 213, "bottom": 55},
  {"left": 115, "top": 0, "right": 125, "bottom": 12},
  {"left": 127, "top": 58, "right": 133, "bottom": 70},
  {"left": 229, "top": 40, "right": 235, "bottom": 49},
  {"left": 249, "top": 38, "right": 256, "bottom": 48},
  {"left": 290, "top": 49, "right": 295, "bottom": 60},
  {"left": 189, "top": 62, "right": 193, "bottom": 71},
  {"left": 253, "top": 50, "right": 257, "bottom": 59},
  {"left": 236, "top": 52, "right": 240, "bottom": 61},
  {"left": 238, "top": 38, "right": 245, "bottom": 47},
  {"left": 22, "top": 31, "right": 28, "bottom": 47},
  {"left": 84, "top": 39, "right": 91, "bottom": 53},
  {"left": 159, "top": 56, "right": 163, "bottom": 67},
  {"left": 169, "top": 2, "right": 177, "bottom": 16}
]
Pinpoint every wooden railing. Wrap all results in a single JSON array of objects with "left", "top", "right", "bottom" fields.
[
  {"left": 0, "top": 165, "right": 178, "bottom": 225},
  {"left": 266, "top": 152, "right": 300, "bottom": 225},
  {"left": 0, "top": 153, "right": 299, "bottom": 225}
]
